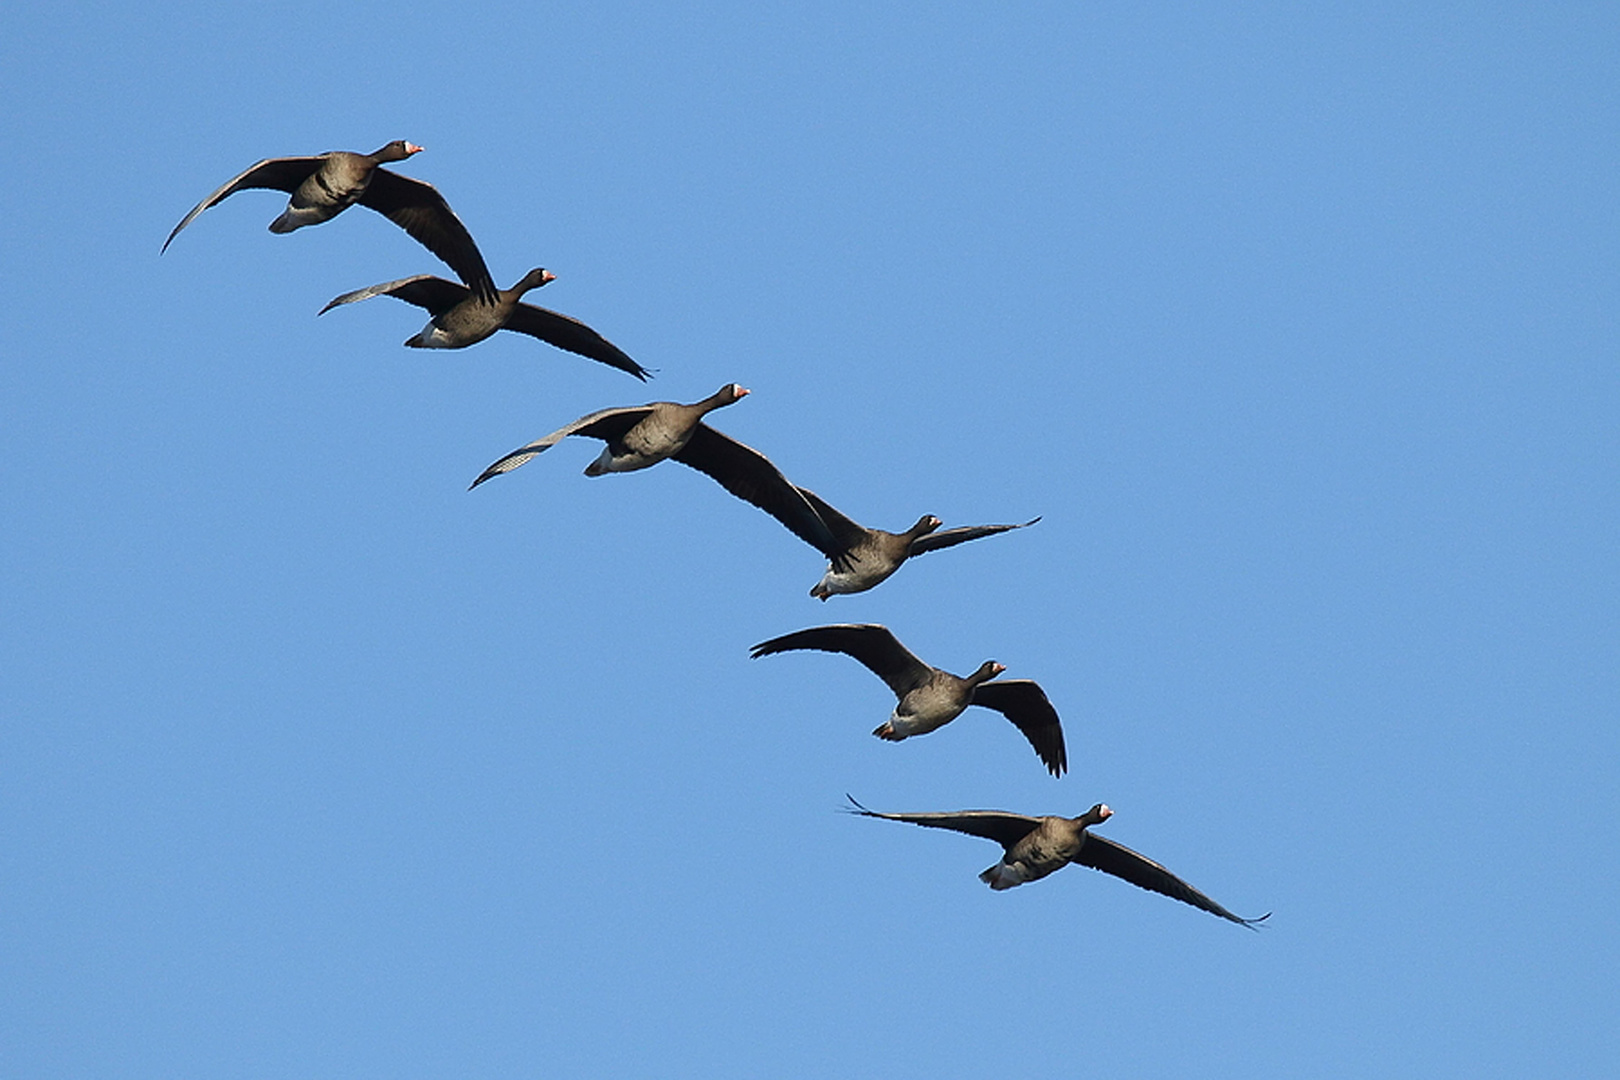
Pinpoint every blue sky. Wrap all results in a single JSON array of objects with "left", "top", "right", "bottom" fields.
[{"left": 3, "top": 2, "right": 1617, "bottom": 1076}]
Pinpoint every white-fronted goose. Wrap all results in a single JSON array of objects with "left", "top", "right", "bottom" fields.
[
  {"left": 470, "top": 384, "right": 851, "bottom": 568},
  {"left": 845, "top": 797, "right": 1267, "bottom": 925},
  {"left": 320, "top": 270, "right": 648, "bottom": 380},
  {"left": 793, "top": 488, "right": 1037, "bottom": 599},
  {"left": 162, "top": 141, "right": 497, "bottom": 303},
  {"left": 749, "top": 624, "right": 1066, "bottom": 776}
]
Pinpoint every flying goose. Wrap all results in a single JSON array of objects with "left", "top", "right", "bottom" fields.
[
  {"left": 320, "top": 269, "right": 648, "bottom": 379},
  {"left": 162, "top": 141, "right": 497, "bottom": 303},
  {"left": 793, "top": 488, "right": 1037, "bottom": 599},
  {"left": 845, "top": 797, "right": 1267, "bottom": 925},
  {"left": 470, "top": 384, "right": 850, "bottom": 569},
  {"left": 749, "top": 623, "right": 1066, "bottom": 776}
]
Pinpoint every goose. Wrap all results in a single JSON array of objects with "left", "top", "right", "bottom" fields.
[
  {"left": 162, "top": 141, "right": 497, "bottom": 303},
  {"left": 471, "top": 384, "right": 850, "bottom": 568},
  {"left": 845, "top": 797, "right": 1267, "bottom": 925},
  {"left": 320, "top": 270, "right": 647, "bottom": 379},
  {"left": 793, "top": 488, "right": 1037, "bottom": 599},
  {"left": 749, "top": 623, "right": 1066, "bottom": 776}
]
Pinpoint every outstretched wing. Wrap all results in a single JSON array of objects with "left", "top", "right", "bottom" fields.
[
  {"left": 673, "top": 426, "right": 850, "bottom": 568},
  {"left": 970, "top": 679, "right": 1068, "bottom": 777},
  {"left": 357, "top": 169, "right": 497, "bottom": 303},
  {"left": 844, "top": 796, "right": 1042, "bottom": 851},
  {"left": 1074, "top": 833, "right": 1269, "bottom": 927},
  {"left": 318, "top": 275, "right": 470, "bottom": 316},
  {"left": 162, "top": 156, "right": 322, "bottom": 252},
  {"left": 750, "top": 624, "right": 932, "bottom": 699},
  {"left": 504, "top": 303, "right": 650, "bottom": 381},
  {"left": 909, "top": 517, "right": 1041, "bottom": 556},
  {"left": 468, "top": 407, "right": 654, "bottom": 489}
]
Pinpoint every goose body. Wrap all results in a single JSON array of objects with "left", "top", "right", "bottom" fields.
[
  {"left": 846, "top": 798, "right": 1267, "bottom": 925},
  {"left": 471, "top": 385, "right": 850, "bottom": 568},
  {"left": 581, "top": 400, "right": 707, "bottom": 475},
  {"left": 163, "top": 141, "right": 497, "bottom": 303},
  {"left": 321, "top": 269, "right": 647, "bottom": 379},
  {"left": 793, "top": 488, "right": 1038, "bottom": 599},
  {"left": 750, "top": 623, "right": 1067, "bottom": 776},
  {"left": 269, "top": 150, "right": 378, "bottom": 232}
]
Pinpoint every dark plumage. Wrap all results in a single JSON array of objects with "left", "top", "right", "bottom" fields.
[
  {"left": 846, "top": 797, "right": 1267, "bottom": 926},
  {"left": 795, "top": 487, "right": 1038, "bottom": 599},
  {"left": 320, "top": 269, "right": 647, "bottom": 379},
  {"left": 162, "top": 141, "right": 496, "bottom": 303},
  {"left": 750, "top": 623, "right": 1066, "bottom": 776},
  {"left": 471, "top": 384, "right": 849, "bottom": 568}
]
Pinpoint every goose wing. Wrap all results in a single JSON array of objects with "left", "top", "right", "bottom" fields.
[
  {"left": 750, "top": 624, "right": 933, "bottom": 698},
  {"left": 793, "top": 486, "right": 871, "bottom": 553},
  {"left": 318, "top": 275, "right": 470, "bottom": 316},
  {"left": 1073, "top": 833, "right": 1269, "bottom": 927},
  {"left": 909, "top": 516, "right": 1041, "bottom": 555},
  {"left": 161, "top": 156, "right": 323, "bottom": 252},
  {"left": 356, "top": 169, "right": 497, "bottom": 303},
  {"left": 468, "top": 407, "right": 655, "bottom": 488},
  {"left": 970, "top": 679, "right": 1068, "bottom": 777},
  {"left": 504, "top": 303, "right": 649, "bottom": 380},
  {"left": 845, "top": 797, "right": 1042, "bottom": 850},
  {"left": 673, "top": 426, "right": 850, "bottom": 569}
]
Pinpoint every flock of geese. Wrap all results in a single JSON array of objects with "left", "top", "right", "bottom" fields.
[{"left": 164, "top": 140, "right": 1267, "bottom": 928}]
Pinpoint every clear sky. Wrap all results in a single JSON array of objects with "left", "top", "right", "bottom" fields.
[{"left": 3, "top": 2, "right": 1617, "bottom": 1076}]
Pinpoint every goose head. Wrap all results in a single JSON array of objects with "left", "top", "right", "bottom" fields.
[
  {"left": 373, "top": 140, "right": 425, "bottom": 162},
  {"left": 704, "top": 383, "right": 750, "bottom": 410},
  {"left": 513, "top": 268, "right": 557, "bottom": 294},
  {"left": 969, "top": 660, "right": 1007, "bottom": 684},
  {"left": 1076, "top": 803, "right": 1113, "bottom": 828},
  {"left": 908, "top": 515, "right": 943, "bottom": 539}
]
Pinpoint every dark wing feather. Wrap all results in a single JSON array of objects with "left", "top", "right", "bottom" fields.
[
  {"left": 468, "top": 407, "right": 653, "bottom": 488},
  {"left": 356, "top": 169, "right": 497, "bottom": 303},
  {"left": 1073, "top": 833, "right": 1269, "bottom": 927},
  {"left": 672, "top": 426, "right": 850, "bottom": 568},
  {"left": 844, "top": 797, "right": 1042, "bottom": 851},
  {"left": 909, "top": 516, "right": 1041, "bottom": 556},
  {"left": 318, "top": 275, "right": 470, "bottom": 316},
  {"left": 503, "top": 303, "right": 649, "bottom": 380},
  {"left": 750, "top": 624, "right": 933, "bottom": 698},
  {"left": 162, "top": 157, "right": 323, "bottom": 252},
  {"left": 793, "top": 486, "right": 871, "bottom": 552},
  {"left": 970, "top": 679, "right": 1068, "bottom": 777}
]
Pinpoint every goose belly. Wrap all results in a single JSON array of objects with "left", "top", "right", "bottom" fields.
[
  {"left": 980, "top": 859, "right": 1036, "bottom": 890},
  {"left": 584, "top": 444, "right": 664, "bottom": 476},
  {"left": 981, "top": 858, "right": 1064, "bottom": 890},
  {"left": 585, "top": 422, "right": 690, "bottom": 476},
  {"left": 811, "top": 561, "right": 894, "bottom": 598},
  {"left": 405, "top": 315, "right": 498, "bottom": 350},
  {"left": 271, "top": 171, "right": 361, "bottom": 232},
  {"left": 405, "top": 322, "right": 463, "bottom": 349},
  {"left": 898, "top": 685, "right": 968, "bottom": 732},
  {"left": 268, "top": 203, "right": 337, "bottom": 233},
  {"left": 981, "top": 842, "right": 1071, "bottom": 889}
]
